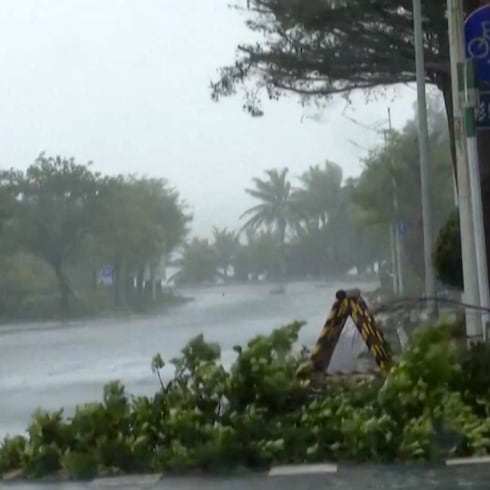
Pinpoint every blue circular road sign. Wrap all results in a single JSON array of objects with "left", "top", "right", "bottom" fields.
[
  {"left": 397, "top": 222, "right": 407, "bottom": 237},
  {"left": 465, "top": 5, "right": 490, "bottom": 85}
]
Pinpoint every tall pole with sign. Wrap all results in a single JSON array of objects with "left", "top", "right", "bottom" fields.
[
  {"left": 448, "top": 0, "right": 482, "bottom": 342},
  {"left": 467, "top": 0, "right": 490, "bottom": 311},
  {"left": 463, "top": 3, "right": 490, "bottom": 340},
  {"left": 412, "top": 0, "right": 437, "bottom": 314}
]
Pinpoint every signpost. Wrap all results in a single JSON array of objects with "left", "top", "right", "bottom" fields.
[{"left": 99, "top": 265, "right": 113, "bottom": 286}]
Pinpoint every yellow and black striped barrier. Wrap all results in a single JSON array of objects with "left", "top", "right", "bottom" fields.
[{"left": 300, "top": 289, "right": 392, "bottom": 377}]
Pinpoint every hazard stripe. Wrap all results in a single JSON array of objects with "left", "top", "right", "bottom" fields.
[{"left": 307, "top": 293, "right": 392, "bottom": 375}]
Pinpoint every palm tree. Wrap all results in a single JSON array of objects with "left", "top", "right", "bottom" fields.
[
  {"left": 212, "top": 227, "right": 238, "bottom": 280},
  {"left": 170, "top": 238, "right": 218, "bottom": 286},
  {"left": 287, "top": 161, "right": 350, "bottom": 279},
  {"left": 246, "top": 229, "right": 282, "bottom": 280},
  {"left": 240, "top": 168, "right": 292, "bottom": 283},
  {"left": 291, "top": 161, "right": 343, "bottom": 234}
]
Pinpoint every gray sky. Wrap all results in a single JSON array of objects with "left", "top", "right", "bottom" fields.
[{"left": 0, "top": 0, "right": 417, "bottom": 238}]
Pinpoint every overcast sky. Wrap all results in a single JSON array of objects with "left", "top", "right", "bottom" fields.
[{"left": 0, "top": 0, "right": 418, "bottom": 238}]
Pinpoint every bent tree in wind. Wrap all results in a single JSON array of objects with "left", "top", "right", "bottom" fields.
[
  {"left": 240, "top": 168, "right": 292, "bottom": 281},
  {"left": 210, "top": 0, "right": 487, "bottom": 174},
  {"left": 0, "top": 154, "right": 100, "bottom": 316},
  {"left": 211, "top": 1, "right": 450, "bottom": 124}
]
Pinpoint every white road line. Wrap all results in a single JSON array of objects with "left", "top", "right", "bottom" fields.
[
  {"left": 446, "top": 456, "right": 490, "bottom": 466},
  {"left": 268, "top": 464, "right": 338, "bottom": 476}
]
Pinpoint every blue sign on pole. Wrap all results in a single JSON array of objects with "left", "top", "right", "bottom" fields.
[
  {"left": 101, "top": 266, "right": 113, "bottom": 279},
  {"left": 99, "top": 265, "right": 113, "bottom": 286},
  {"left": 464, "top": 5, "right": 490, "bottom": 86},
  {"left": 397, "top": 222, "right": 407, "bottom": 237}
]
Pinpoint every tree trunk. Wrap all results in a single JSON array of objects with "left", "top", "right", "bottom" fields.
[
  {"left": 278, "top": 220, "right": 287, "bottom": 283},
  {"left": 150, "top": 264, "right": 156, "bottom": 303},
  {"left": 91, "top": 268, "right": 98, "bottom": 291},
  {"left": 113, "top": 257, "right": 121, "bottom": 307},
  {"left": 137, "top": 266, "right": 144, "bottom": 298},
  {"left": 53, "top": 262, "right": 70, "bottom": 317},
  {"left": 124, "top": 268, "right": 133, "bottom": 305}
]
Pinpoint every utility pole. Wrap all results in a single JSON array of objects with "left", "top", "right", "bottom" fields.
[
  {"left": 447, "top": 0, "right": 482, "bottom": 341},
  {"left": 388, "top": 108, "right": 404, "bottom": 296},
  {"left": 389, "top": 224, "right": 399, "bottom": 295},
  {"left": 384, "top": 120, "right": 400, "bottom": 296},
  {"left": 412, "top": 0, "right": 437, "bottom": 314}
]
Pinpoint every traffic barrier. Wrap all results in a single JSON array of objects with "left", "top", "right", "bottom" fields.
[{"left": 306, "top": 289, "right": 393, "bottom": 375}]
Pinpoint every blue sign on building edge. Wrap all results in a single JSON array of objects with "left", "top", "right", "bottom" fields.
[{"left": 464, "top": 4, "right": 490, "bottom": 86}]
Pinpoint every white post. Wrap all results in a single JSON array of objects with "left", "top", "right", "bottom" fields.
[
  {"left": 447, "top": 0, "right": 482, "bottom": 341},
  {"left": 412, "top": 0, "right": 437, "bottom": 314},
  {"left": 461, "top": 60, "right": 490, "bottom": 341},
  {"left": 467, "top": 135, "right": 490, "bottom": 341}
]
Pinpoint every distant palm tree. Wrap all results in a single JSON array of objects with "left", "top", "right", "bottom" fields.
[
  {"left": 240, "top": 168, "right": 292, "bottom": 281},
  {"left": 212, "top": 227, "right": 238, "bottom": 280},
  {"left": 292, "top": 161, "right": 343, "bottom": 233},
  {"left": 170, "top": 238, "right": 218, "bottom": 286}
]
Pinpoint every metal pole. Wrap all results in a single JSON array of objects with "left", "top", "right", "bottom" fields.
[
  {"left": 461, "top": 60, "right": 490, "bottom": 341},
  {"left": 388, "top": 108, "right": 405, "bottom": 295},
  {"left": 447, "top": 0, "right": 482, "bottom": 342},
  {"left": 412, "top": 0, "right": 437, "bottom": 314},
  {"left": 389, "top": 223, "right": 398, "bottom": 295},
  {"left": 384, "top": 127, "right": 399, "bottom": 296},
  {"left": 467, "top": 134, "right": 490, "bottom": 341}
]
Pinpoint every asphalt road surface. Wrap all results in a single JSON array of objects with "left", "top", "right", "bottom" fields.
[{"left": 4, "top": 464, "right": 490, "bottom": 490}]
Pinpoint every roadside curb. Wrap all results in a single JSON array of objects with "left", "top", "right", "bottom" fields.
[
  {"left": 4, "top": 459, "right": 490, "bottom": 485},
  {"left": 268, "top": 457, "right": 490, "bottom": 477},
  {"left": 88, "top": 474, "right": 162, "bottom": 487},
  {"left": 445, "top": 456, "right": 490, "bottom": 466},
  {"left": 268, "top": 464, "right": 338, "bottom": 476}
]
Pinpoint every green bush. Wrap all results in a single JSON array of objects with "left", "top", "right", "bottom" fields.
[
  {"left": 451, "top": 342, "right": 490, "bottom": 417},
  {"left": 60, "top": 450, "right": 97, "bottom": 480},
  {"left": 2, "top": 320, "right": 490, "bottom": 480},
  {"left": 0, "top": 435, "right": 26, "bottom": 476}
]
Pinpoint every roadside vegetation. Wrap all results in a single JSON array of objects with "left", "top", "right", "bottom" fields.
[{"left": 1, "top": 320, "right": 490, "bottom": 480}]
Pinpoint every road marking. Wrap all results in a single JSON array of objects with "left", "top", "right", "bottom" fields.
[
  {"left": 268, "top": 464, "right": 338, "bottom": 476},
  {"left": 446, "top": 456, "right": 490, "bottom": 466},
  {"left": 89, "top": 474, "right": 162, "bottom": 486}
]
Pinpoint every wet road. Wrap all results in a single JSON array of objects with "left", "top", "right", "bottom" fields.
[
  {"left": 0, "top": 280, "right": 373, "bottom": 439},
  {"left": 2, "top": 283, "right": 489, "bottom": 487},
  {"left": 3, "top": 464, "right": 490, "bottom": 489}
]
